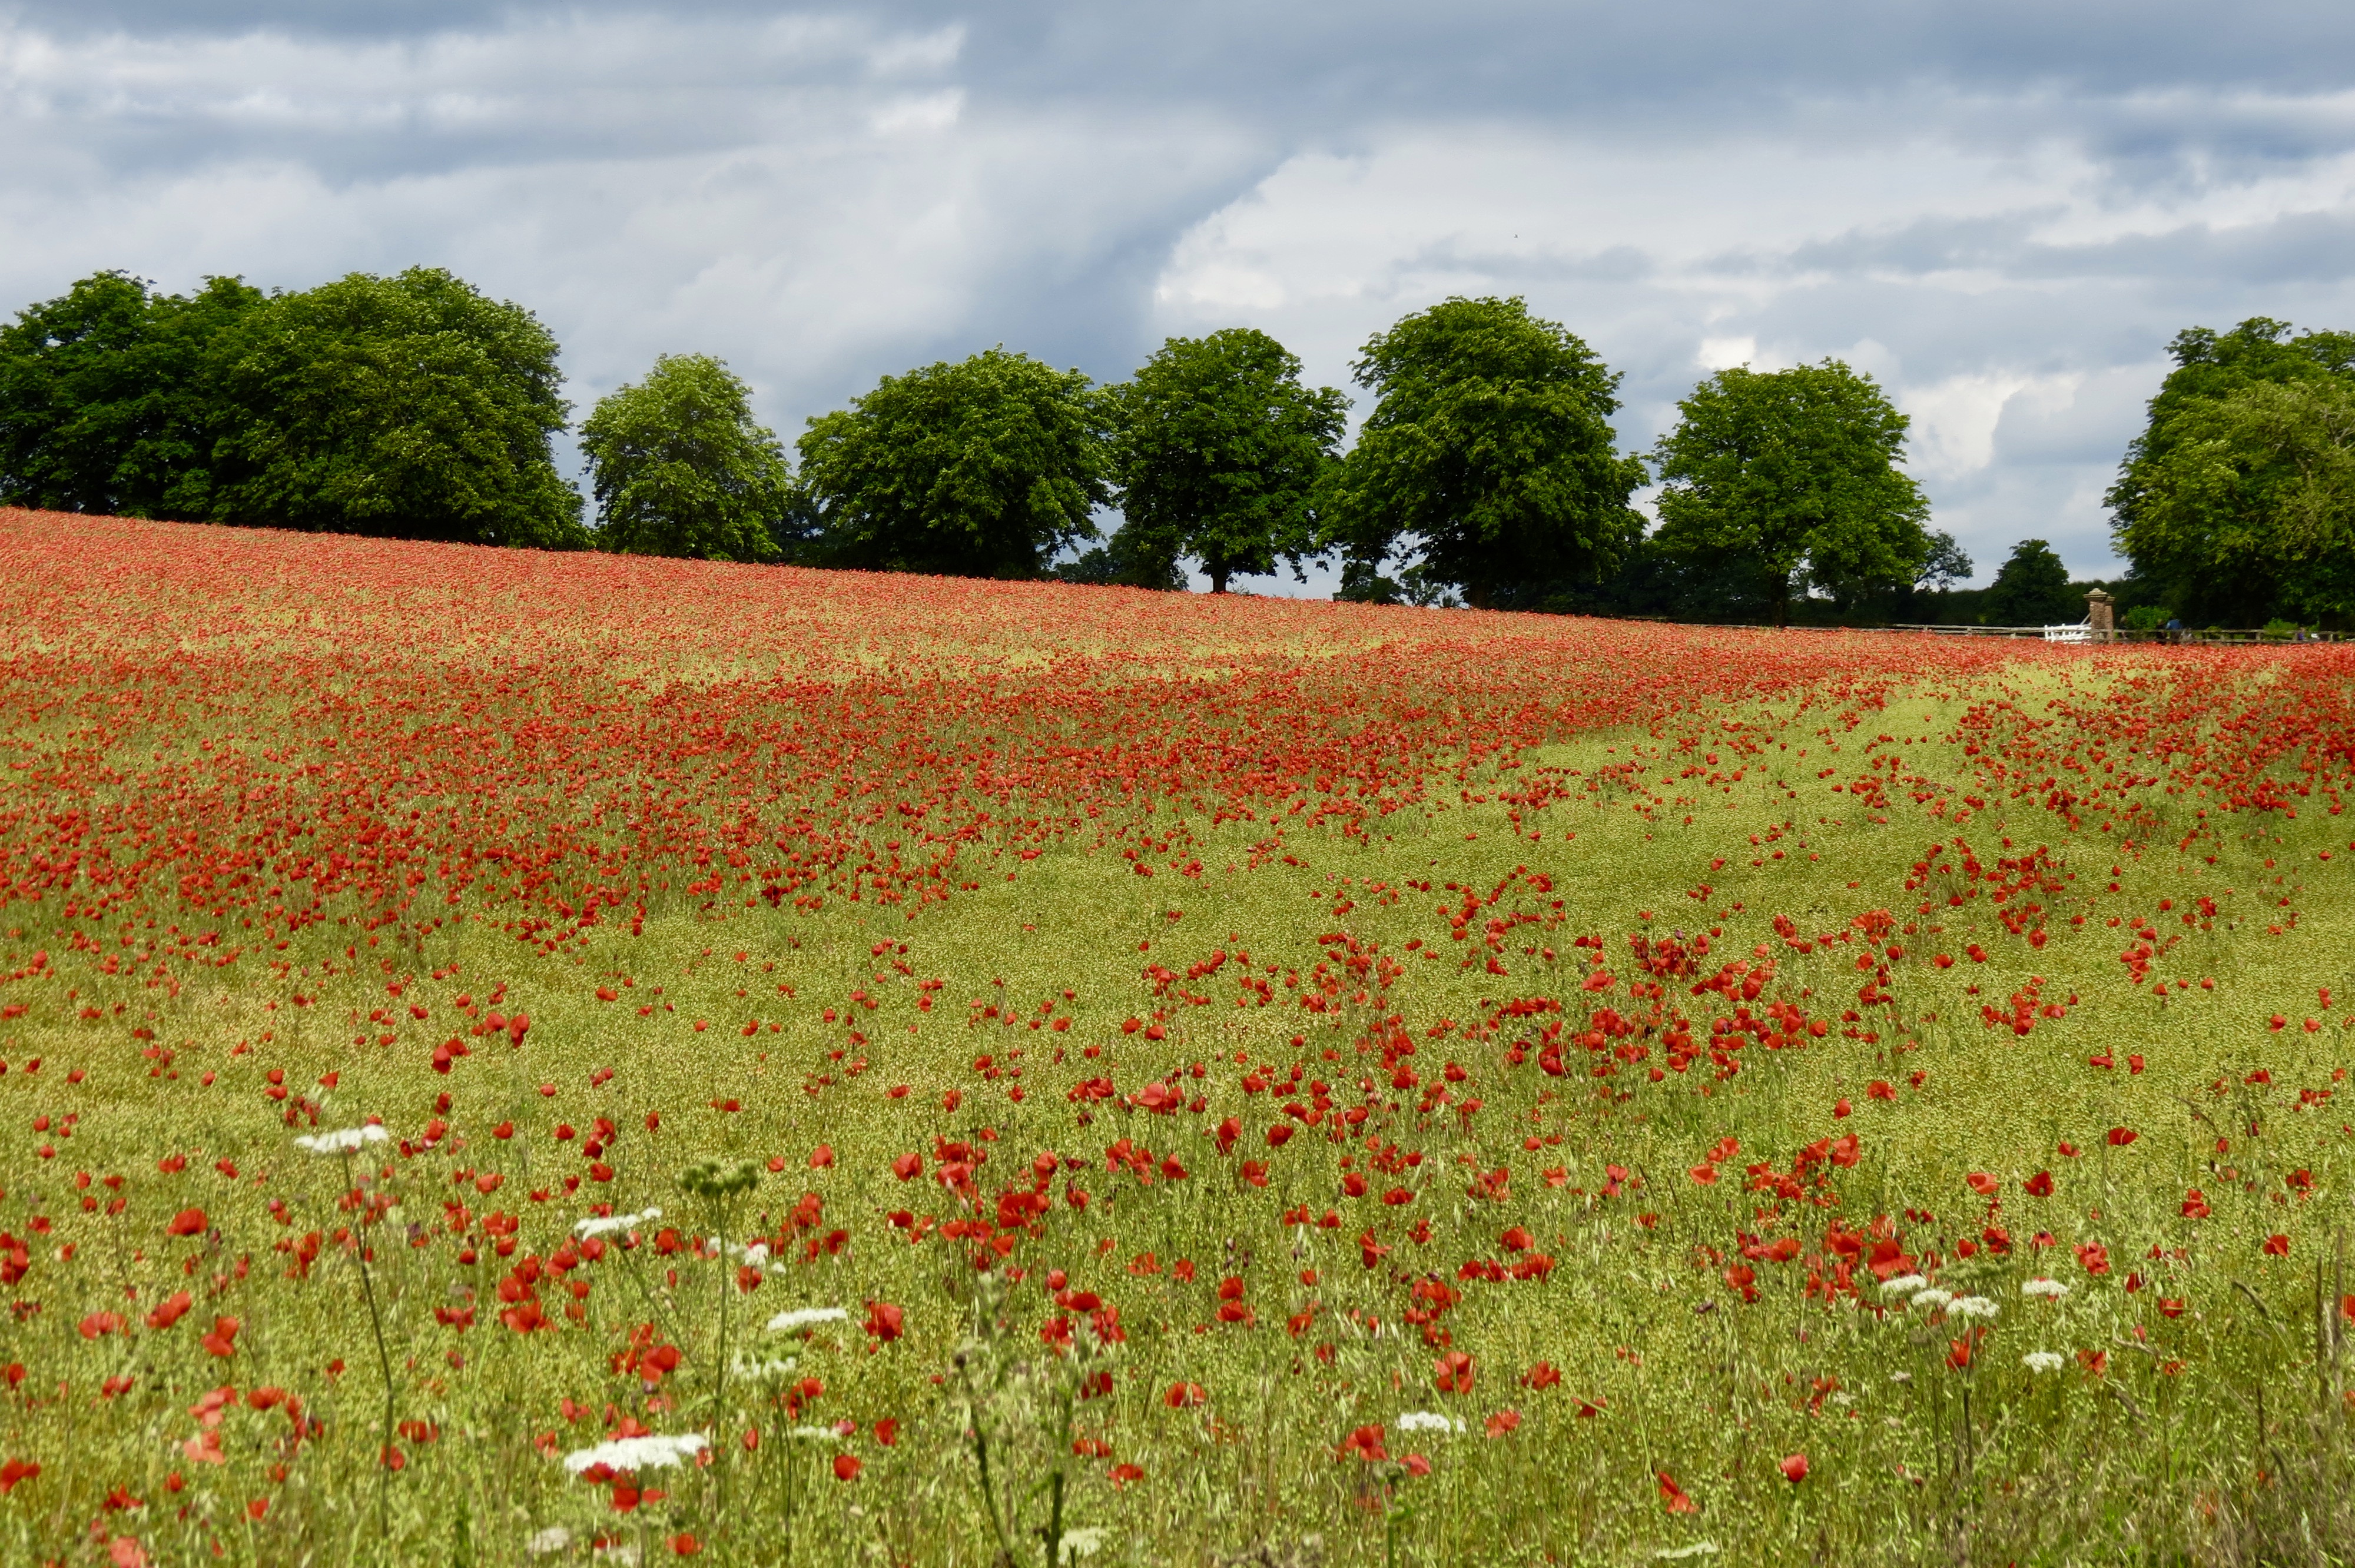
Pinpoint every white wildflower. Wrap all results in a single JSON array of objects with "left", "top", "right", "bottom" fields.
[
  {"left": 1654, "top": 1546, "right": 1720, "bottom": 1562},
  {"left": 731, "top": 1354, "right": 798, "bottom": 1382},
  {"left": 561, "top": 1433, "right": 709, "bottom": 1474},
  {"left": 2022, "top": 1351, "right": 2067, "bottom": 1374},
  {"left": 1951, "top": 1296, "right": 2000, "bottom": 1320},
  {"left": 528, "top": 1526, "right": 573, "bottom": 1555},
  {"left": 293, "top": 1124, "right": 390, "bottom": 1155},
  {"left": 1879, "top": 1274, "right": 1928, "bottom": 1296},
  {"left": 767, "top": 1305, "right": 850, "bottom": 1334},
  {"left": 2021, "top": 1278, "right": 2069, "bottom": 1300},
  {"left": 575, "top": 1207, "right": 661, "bottom": 1240},
  {"left": 1059, "top": 1526, "right": 1110, "bottom": 1562},
  {"left": 729, "top": 1241, "right": 772, "bottom": 1268},
  {"left": 1395, "top": 1410, "right": 1462, "bottom": 1434},
  {"left": 788, "top": 1426, "right": 837, "bottom": 1442},
  {"left": 1909, "top": 1288, "right": 1953, "bottom": 1310}
]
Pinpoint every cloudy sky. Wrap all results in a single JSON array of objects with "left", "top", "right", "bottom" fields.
[{"left": 4, "top": 1, "right": 2351, "bottom": 592}]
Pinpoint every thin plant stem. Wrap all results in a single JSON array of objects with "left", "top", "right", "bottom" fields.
[{"left": 346, "top": 1148, "right": 397, "bottom": 1550}]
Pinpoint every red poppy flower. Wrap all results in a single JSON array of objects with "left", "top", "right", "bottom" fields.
[
  {"left": 1779, "top": 1453, "right": 1809, "bottom": 1483},
  {"left": 1339, "top": 1424, "right": 1388, "bottom": 1462},
  {"left": 832, "top": 1454, "right": 861, "bottom": 1481},
  {"left": 165, "top": 1208, "right": 208, "bottom": 1237},
  {"left": 1657, "top": 1471, "right": 1698, "bottom": 1514},
  {"left": 1434, "top": 1351, "right": 1474, "bottom": 1394}
]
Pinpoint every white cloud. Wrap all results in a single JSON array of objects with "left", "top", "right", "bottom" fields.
[{"left": 1, "top": 5, "right": 2351, "bottom": 596}]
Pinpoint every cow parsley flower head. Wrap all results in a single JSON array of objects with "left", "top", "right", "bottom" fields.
[
  {"left": 2021, "top": 1277, "right": 2069, "bottom": 1299},
  {"left": 732, "top": 1353, "right": 798, "bottom": 1382},
  {"left": 1395, "top": 1410, "right": 1462, "bottom": 1434},
  {"left": 1059, "top": 1526, "right": 1110, "bottom": 1561},
  {"left": 575, "top": 1207, "right": 659, "bottom": 1239},
  {"left": 294, "top": 1125, "right": 390, "bottom": 1155},
  {"left": 1879, "top": 1274, "right": 1928, "bottom": 1297},
  {"left": 561, "top": 1432, "right": 708, "bottom": 1474},
  {"left": 1951, "top": 1295, "right": 2001, "bottom": 1320},
  {"left": 1909, "top": 1288, "right": 1953, "bottom": 1310},
  {"left": 2022, "top": 1351, "right": 2067, "bottom": 1374},
  {"left": 767, "top": 1305, "right": 850, "bottom": 1335}
]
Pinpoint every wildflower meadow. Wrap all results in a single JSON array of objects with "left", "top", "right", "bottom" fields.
[{"left": 2, "top": 509, "right": 2353, "bottom": 1566}]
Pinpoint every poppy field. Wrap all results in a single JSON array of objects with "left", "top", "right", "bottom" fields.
[{"left": 3, "top": 510, "right": 2355, "bottom": 1566}]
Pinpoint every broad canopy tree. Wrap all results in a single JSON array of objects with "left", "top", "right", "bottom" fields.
[
  {"left": 0, "top": 266, "right": 586, "bottom": 549},
  {"left": 797, "top": 348, "right": 1109, "bottom": 580},
  {"left": 0, "top": 271, "right": 263, "bottom": 518},
  {"left": 1318, "top": 297, "right": 1646, "bottom": 609},
  {"left": 1107, "top": 328, "right": 1346, "bottom": 593},
  {"left": 1981, "top": 539, "right": 2080, "bottom": 626},
  {"left": 2108, "top": 318, "right": 2355, "bottom": 626},
  {"left": 204, "top": 267, "right": 586, "bottom": 549},
  {"left": 1650, "top": 360, "right": 1932, "bottom": 626},
  {"left": 581, "top": 354, "right": 794, "bottom": 563}
]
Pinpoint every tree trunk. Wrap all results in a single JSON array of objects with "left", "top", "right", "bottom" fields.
[
  {"left": 1774, "top": 576, "right": 1791, "bottom": 628},
  {"left": 1210, "top": 563, "right": 1229, "bottom": 594}
]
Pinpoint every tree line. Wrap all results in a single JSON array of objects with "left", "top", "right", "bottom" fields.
[{"left": 2, "top": 267, "right": 2344, "bottom": 627}]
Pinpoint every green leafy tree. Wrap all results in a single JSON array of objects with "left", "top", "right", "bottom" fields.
[
  {"left": 204, "top": 267, "right": 586, "bottom": 548},
  {"left": 0, "top": 271, "right": 263, "bottom": 517},
  {"left": 1054, "top": 522, "right": 1185, "bottom": 590},
  {"left": 798, "top": 348, "right": 1109, "bottom": 579},
  {"left": 1650, "top": 360, "right": 1931, "bottom": 626},
  {"left": 1108, "top": 328, "right": 1347, "bottom": 593},
  {"left": 580, "top": 354, "right": 794, "bottom": 563},
  {"left": 2117, "top": 376, "right": 2355, "bottom": 624},
  {"left": 1318, "top": 297, "right": 1646, "bottom": 609},
  {"left": 2108, "top": 319, "right": 2355, "bottom": 624},
  {"left": 1981, "top": 539, "right": 2081, "bottom": 625}
]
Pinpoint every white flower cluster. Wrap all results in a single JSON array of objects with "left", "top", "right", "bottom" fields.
[
  {"left": 1395, "top": 1410, "right": 1462, "bottom": 1434},
  {"left": 731, "top": 1353, "right": 799, "bottom": 1381},
  {"left": 1879, "top": 1274, "right": 1928, "bottom": 1296},
  {"left": 2021, "top": 1278, "right": 2070, "bottom": 1299},
  {"left": 561, "top": 1432, "right": 708, "bottom": 1474},
  {"left": 767, "top": 1305, "right": 849, "bottom": 1335},
  {"left": 1951, "top": 1296, "right": 2001, "bottom": 1320},
  {"left": 293, "top": 1125, "right": 390, "bottom": 1155},
  {"left": 1059, "top": 1527, "right": 1110, "bottom": 1562},
  {"left": 2022, "top": 1351, "right": 2067, "bottom": 1374},
  {"left": 1908, "top": 1288, "right": 1952, "bottom": 1310},
  {"left": 575, "top": 1207, "right": 661, "bottom": 1239}
]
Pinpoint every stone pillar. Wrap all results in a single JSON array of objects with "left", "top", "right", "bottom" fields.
[{"left": 2085, "top": 589, "right": 2115, "bottom": 641}]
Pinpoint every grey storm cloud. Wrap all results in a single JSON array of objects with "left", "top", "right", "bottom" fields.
[{"left": 1, "top": 0, "right": 2351, "bottom": 589}]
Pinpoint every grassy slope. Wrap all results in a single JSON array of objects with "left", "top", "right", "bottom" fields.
[{"left": 1, "top": 517, "right": 2351, "bottom": 1564}]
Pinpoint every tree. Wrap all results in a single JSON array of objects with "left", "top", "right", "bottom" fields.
[
  {"left": 0, "top": 271, "right": 263, "bottom": 517},
  {"left": 1317, "top": 297, "right": 1646, "bottom": 609},
  {"left": 580, "top": 354, "right": 794, "bottom": 563},
  {"left": 201, "top": 267, "right": 585, "bottom": 548},
  {"left": 798, "top": 348, "right": 1109, "bottom": 579},
  {"left": 1650, "top": 360, "right": 1931, "bottom": 626},
  {"left": 1054, "top": 522, "right": 1186, "bottom": 590},
  {"left": 1981, "top": 539, "right": 2080, "bottom": 626},
  {"left": 2116, "top": 376, "right": 2355, "bottom": 624},
  {"left": 1107, "top": 328, "right": 1346, "bottom": 593},
  {"left": 2108, "top": 318, "right": 2355, "bottom": 625}
]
